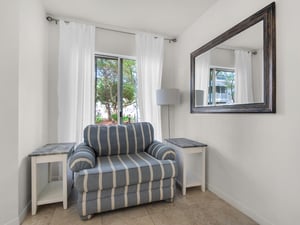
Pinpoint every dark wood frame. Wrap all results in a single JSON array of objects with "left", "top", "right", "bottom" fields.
[{"left": 190, "top": 2, "right": 276, "bottom": 113}]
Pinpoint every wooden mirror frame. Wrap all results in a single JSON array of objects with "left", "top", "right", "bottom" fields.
[{"left": 190, "top": 2, "right": 276, "bottom": 113}]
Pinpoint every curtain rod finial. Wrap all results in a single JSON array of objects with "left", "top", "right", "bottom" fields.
[
  {"left": 46, "top": 16, "right": 59, "bottom": 24},
  {"left": 46, "top": 16, "right": 52, "bottom": 22}
]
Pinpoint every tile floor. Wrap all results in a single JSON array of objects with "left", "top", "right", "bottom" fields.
[{"left": 22, "top": 187, "right": 258, "bottom": 225}]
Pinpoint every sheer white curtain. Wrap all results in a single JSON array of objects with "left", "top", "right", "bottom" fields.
[
  {"left": 195, "top": 51, "right": 211, "bottom": 105},
  {"left": 235, "top": 50, "right": 254, "bottom": 104},
  {"left": 136, "top": 33, "right": 164, "bottom": 141},
  {"left": 58, "top": 21, "right": 95, "bottom": 143}
]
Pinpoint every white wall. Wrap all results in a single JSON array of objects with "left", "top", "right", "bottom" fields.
[
  {"left": 48, "top": 23, "right": 60, "bottom": 143},
  {"left": 168, "top": 0, "right": 300, "bottom": 225},
  {"left": 211, "top": 48, "right": 235, "bottom": 68},
  {"left": 0, "top": 0, "right": 48, "bottom": 224},
  {"left": 161, "top": 43, "right": 176, "bottom": 139},
  {"left": 0, "top": 1, "right": 20, "bottom": 224},
  {"left": 18, "top": 0, "right": 48, "bottom": 223},
  {"left": 95, "top": 29, "right": 136, "bottom": 56}
]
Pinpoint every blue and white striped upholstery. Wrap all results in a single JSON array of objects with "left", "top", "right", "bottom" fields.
[
  {"left": 147, "top": 141, "right": 176, "bottom": 160},
  {"left": 69, "top": 143, "right": 96, "bottom": 172},
  {"left": 75, "top": 152, "right": 177, "bottom": 192},
  {"left": 78, "top": 178, "right": 175, "bottom": 220},
  {"left": 83, "top": 122, "right": 154, "bottom": 156},
  {"left": 70, "top": 122, "right": 177, "bottom": 220}
]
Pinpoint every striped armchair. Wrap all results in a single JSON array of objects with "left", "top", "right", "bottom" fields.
[{"left": 68, "top": 122, "right": 177, "bottom": 220}]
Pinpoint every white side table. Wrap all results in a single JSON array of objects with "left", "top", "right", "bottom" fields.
[
  {"left": 29, "top": 143, "right": 75, "bottom": 215},
  {"left": 165, "top": 138, "right": 207, "bottom": 195}
]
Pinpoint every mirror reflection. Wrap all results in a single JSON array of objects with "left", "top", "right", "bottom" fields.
[
  {"left": 191, "top": 2, "right": 275, "bottom": 113},
  {"left": 194, "top": 21, "right": 264, "bottom": 107}
]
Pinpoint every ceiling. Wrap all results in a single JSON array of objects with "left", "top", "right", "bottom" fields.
[{"left": 42, "top": 0, "right": 218, "bottom": 37}]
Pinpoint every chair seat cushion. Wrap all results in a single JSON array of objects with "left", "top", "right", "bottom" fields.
[{"left": 75, "top": 152, "right": 177, "bottom": 192}]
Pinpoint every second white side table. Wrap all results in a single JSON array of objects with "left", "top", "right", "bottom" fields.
[
  {"left": 29, "top": 143, "right": 75, "bottom": 215},
  {"left": 165, "top": 138, "right": 207, "bottom": 195}
]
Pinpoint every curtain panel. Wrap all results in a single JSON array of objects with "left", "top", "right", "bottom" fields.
[
  {"left": 136, "top": 33, "right": 164, "bottom": 141},
  {"left": 195, "top": 51, "right": 211, "bottom": 106},
  {"left": 235, "top": 50, "right": 254, "bottom": 104},
  {"left": 58, "top": 21, "right": 95, "bottom": 143}
]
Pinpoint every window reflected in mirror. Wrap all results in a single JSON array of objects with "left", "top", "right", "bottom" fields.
[{"left": 208, "top": 68, "right": 235, "bottom": 106}]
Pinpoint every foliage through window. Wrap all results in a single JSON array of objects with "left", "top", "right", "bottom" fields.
[
  {"left": 208, "top": 68, "right": 235, "bottom": 105},
  {"left": 95, "top": 55, "right": 137, "bottom": 125}
]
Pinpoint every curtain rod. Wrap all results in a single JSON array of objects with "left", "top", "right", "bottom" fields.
[
  {"left": 216, "top": 45, "right": 258, "bottom": 55},
  {"left": 46, "top": 16, "right": 177, "bottom": 43}
]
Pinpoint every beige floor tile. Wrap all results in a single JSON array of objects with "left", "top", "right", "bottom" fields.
[
  {"left": 150, "top": 208, "right": 195, "bottom": 225},
  {"left": 22, "top": 188, "right": 258, "bottom": 225},
  {"left": 111, "top": 205, "right": 148, "bottom": 219},
  {"left": 49, "top": 205, "right": 102, "bottom": 225},
  {"left": 102, "top": 214, "right": 154, "bottom": 225},
  {"left": 145, "top": 200, "right": 176, "bottom": 215},
  {"left": 188, "top": 202, "right": 257, "bottom": 225},
  {"left": 21, "top": 204, "right": 56, "bottom": 225},
  {"left": 101, "top": 205, "right": 150, "bottom": 225},
  {"left": 215, "top": 204, "right": 258, "bottom": 225}
]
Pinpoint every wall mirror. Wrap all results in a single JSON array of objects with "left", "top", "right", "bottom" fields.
[{"left": 190, "top": 2, "right": 275, "bottom": 113}]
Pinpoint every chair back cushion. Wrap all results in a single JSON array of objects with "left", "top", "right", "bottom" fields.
[{"left": 83, "top": 122, "right": 154, "bottom": 156}]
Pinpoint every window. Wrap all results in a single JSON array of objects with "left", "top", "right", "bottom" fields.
[
  {"left": 208, "top": 68, "right": 235, "bottom": 105},
  {"left": 95, "top": 55, "right": 138, "bottom": 125}
]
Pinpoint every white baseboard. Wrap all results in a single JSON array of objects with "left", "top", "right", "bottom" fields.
[
  {"left": 4, "top": 201, "right": 31, "bottom": 225},
  {"left": 207, "top": 184, "right": 274, "bottom": 225},
  {"left": 4, "top": 217, "right": 19, "bottom": 225},
  {"left": 19, "top": 201, "right": 31, "bottom": 224},
  {"left": 5, "top": 201, "right": 31, "bottom": 225}
]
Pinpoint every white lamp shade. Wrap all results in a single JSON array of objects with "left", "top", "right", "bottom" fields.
[{"left": 156, "top": 89, "right": 180, "bottom": 105}]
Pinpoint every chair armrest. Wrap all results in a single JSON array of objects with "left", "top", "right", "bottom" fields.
[
  {"left": 68, "top": 143, "right": 96, "bottom": 172},
  {"left": 146, "top": 141, "right": 176, "bottom": 160}
]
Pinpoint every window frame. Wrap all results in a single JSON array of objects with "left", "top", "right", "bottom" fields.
[
  {"left": 208, "top": 66, "right": 235, "bottom": 106},
  {"left": 94, "top": 52, "right": 137, "bottom": 124}
]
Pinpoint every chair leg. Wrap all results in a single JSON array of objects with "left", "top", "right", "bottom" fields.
[
  {"left": 165, "top": 198, "right": 174, "bottom": 203},
  {"left": 80, "top": 214, "right": 93, "bottom": 220}
]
